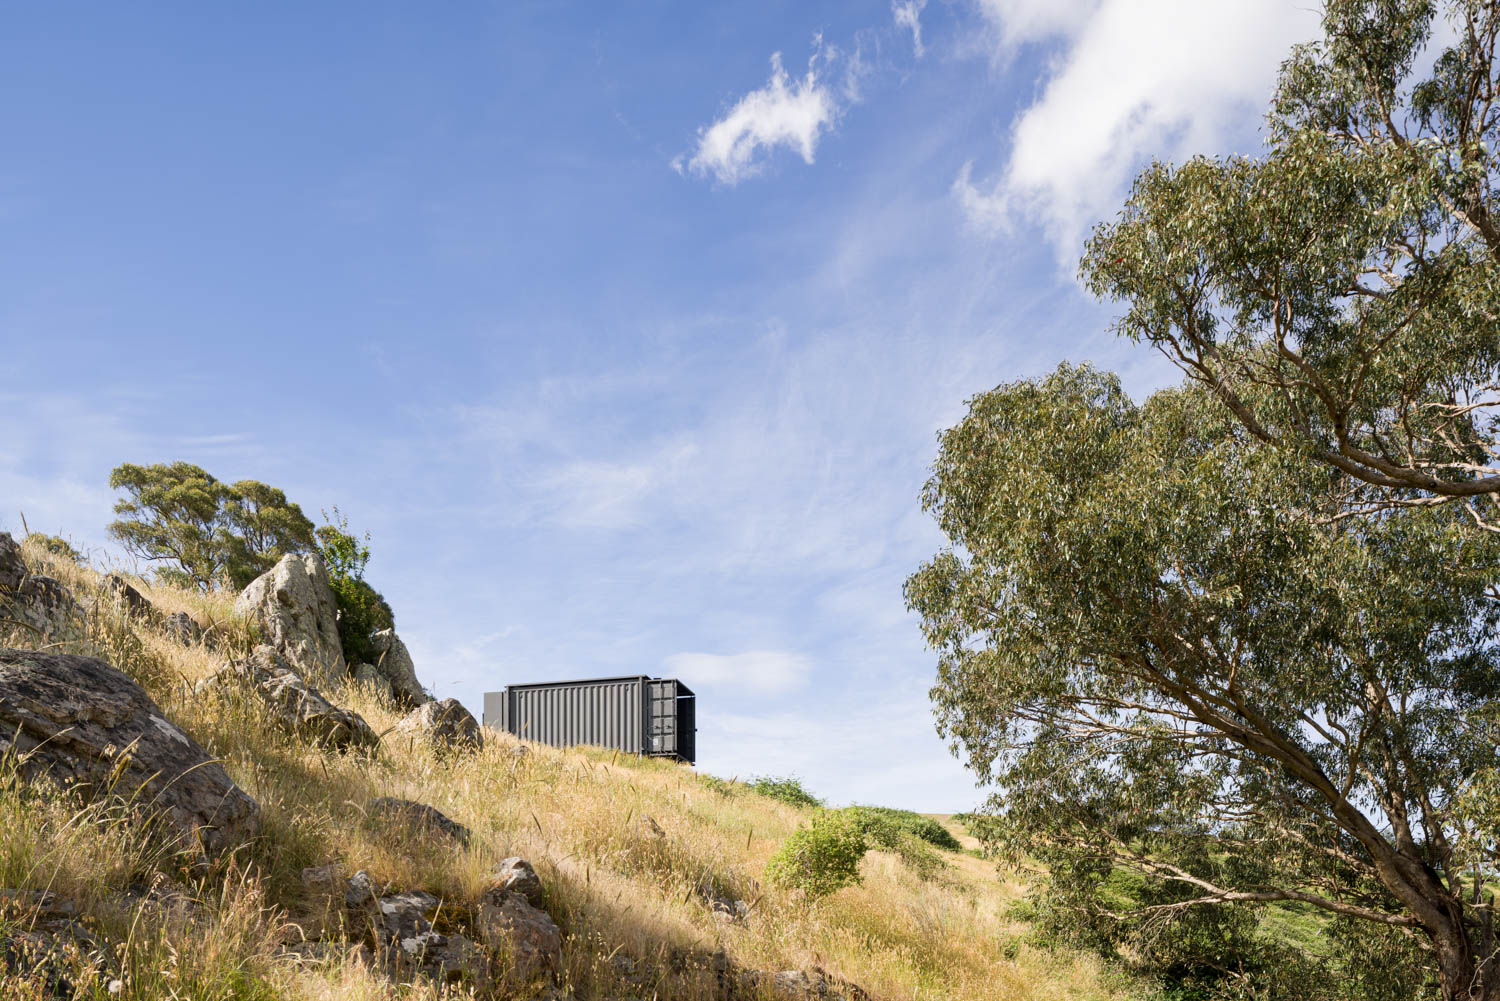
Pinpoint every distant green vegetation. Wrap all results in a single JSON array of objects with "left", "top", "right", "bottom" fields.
[
  {"left": 842, "top": 805, "right": 961, "bottom": 852},
  {"left": 748, "top": 775, "right": 823, "bottom": 809},
  {"left": 24, "top": 532, "right": 83, "bottom": 565}
]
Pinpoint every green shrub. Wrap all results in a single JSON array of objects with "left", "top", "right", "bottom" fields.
[
  {"left": 749, "top": 775, "right": 823, "bottom": 809},
  {"left": 24, "top": 533, "right": 84, "bottom": 565},
  {"left": 314, "top": 508, "right": 394, "bottom": 666},
  {"left": 841, "top": 805, "right": 961, "bottom": 851},
  {"left": 764, "top": 811, "right": 867, "bottom": 899}
]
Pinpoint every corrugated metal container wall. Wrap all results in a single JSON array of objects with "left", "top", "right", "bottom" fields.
[{"left": 508, "top": 677, "right": 644, "bottom": 751}]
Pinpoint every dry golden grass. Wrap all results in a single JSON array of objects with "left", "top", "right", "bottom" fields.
[{"left": 0, "top": 541, "right": 1142, "bottom": 1000}]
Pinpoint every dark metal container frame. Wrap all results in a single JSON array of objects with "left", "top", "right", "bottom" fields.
[{"left": 482, "top": 675, "right": 696, "bottom": 764}]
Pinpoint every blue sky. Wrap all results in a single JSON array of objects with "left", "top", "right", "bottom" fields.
[{"left": 1, "top": 1, "right": 1323, "bottom": 811}]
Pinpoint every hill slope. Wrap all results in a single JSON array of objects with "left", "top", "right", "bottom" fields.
[{"left": 0, "top": 539, "right": 1136, "bottom": 1001}]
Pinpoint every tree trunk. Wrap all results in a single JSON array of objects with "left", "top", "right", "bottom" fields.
[{"left": 1435, "top": 928, "right": 1497, "bottom": 1001}]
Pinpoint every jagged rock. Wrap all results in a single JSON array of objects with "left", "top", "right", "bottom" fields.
[
  {"left": 369, "top": 797, "right": 472, "bottom": 847},
  {"left": 344, "top": 870, "right": 378, "bottom": 909},
  {"left": 0, "top": 889, "right": 104, "bottom": 998},
  {"left": 162, "top": 611, "right": 203, "bottom": 647},
  {"left": 371, "top": 889, "right": 487, "bottom": 983},
  {"left": 234, "top": 553, "right": 345, "bottom": 688},
  {"left": 102, "top": 574, "right": 153, "bottom": 620},
  {"left": 475, "top": 890, "right": 562, "bottom": 981},
  {"left": 0, "top": 533, "right": 81, "bottom": 639},
  {"left": 0, "top": 649, "right": 257, "bottom": 854},
  {"left": 368, "top": 629, "right": 429, "bottom": 705},
  {"left": 769, "top": 968, "right": 871, "bottom": 1001},
  {"left": 487, "top": 857, "right": 544, "bottom": 907},
  {"left": 198, "top": 645, "right": 378, "bottom": 752},
  {"left": 393, "top": 698, "right": 482, "bottom": 753},
  {"left": 351, "top": 662, "right": 382, "bottom": 688}
]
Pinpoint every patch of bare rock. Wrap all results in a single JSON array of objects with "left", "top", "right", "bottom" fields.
[
  {"left": 392, "top": 696, "right": 483, "bottom": 753},
  {"left": 0, "top": 647, "right": 257, "bottom": 855},
  {"left": 286, "top": 857, "right": 564, "bottom": 990},
  {"left": 0, "top": 532, "right": 81, "bottom": 640},
  {"left": 197, "top": 644, "right": 379, "bottom": 751}
]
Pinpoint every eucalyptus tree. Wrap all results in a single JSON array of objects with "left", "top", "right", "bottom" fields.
[
  {"left": 907, "top": 365, "right": 1500, "bottom": 999},
  {"left": 910, "top": 3, "right": 1500, "bottom": 994},
  {"left": 1083, "top": 0, "right": 1500, "bottom": 528}
]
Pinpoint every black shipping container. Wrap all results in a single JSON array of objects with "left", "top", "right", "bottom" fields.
[{"left": 482, "top": 675, "right": 696, "bottom": 764}]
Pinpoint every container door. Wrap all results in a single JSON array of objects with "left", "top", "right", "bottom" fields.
[
  {"left": 647, "top": 680, "right": 678, "bottom": 757},
  {"left": 677, "top": 691, "right": 695, "bottom": 765}
]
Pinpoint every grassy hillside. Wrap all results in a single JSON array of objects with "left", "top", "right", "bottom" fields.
[{"left": 1, "top": 540, "right": 1140, "bottom": 1001}]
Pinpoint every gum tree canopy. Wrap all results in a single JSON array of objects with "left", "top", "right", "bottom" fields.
[{"left": 910, "top": 2, "right": 1500, "bottom": 998}]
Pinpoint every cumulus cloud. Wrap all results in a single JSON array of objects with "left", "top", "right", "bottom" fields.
[
  {"left": 960, "top": 0, "right": 1322, "bottom": 251},
  {"left": 677, "top": 50, "right": 839, "bottom": 185},
  {"left": 663, "top": 650, "right": 813, "bottom": 695},
  {"left": 893, "top": 0, "right": 928, "bottom": 57}
]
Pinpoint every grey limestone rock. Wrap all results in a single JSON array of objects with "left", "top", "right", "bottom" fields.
[
  {"left": 393, "top": 698, "right": 482, "bottom": 753},
  {"left": 234, "top": 553, "right": 345, "bottom": 688},
  {"left": 488, "top": 857, "right": 543, "bottom": 907},
  {"left": 368, "top": 797, "right": 472, "bottom": 847},
  {"left": 102, "top": 574, "right": 153, "bottom": 620},
  {"left": 0, "top": 648, "right": 257, "bottom": 855},
  {"left": 475, "top": 889, "right": 562, "bottom": 981},
  {"left": 368, "top": 629, "right": 429, "bottom": 706},
  {"left": 162, "top": 611, "right": 204, "bottom": 647},
  {"left": 0, "top": 533, "right": 81, "bottom": 640},
  {"left": 198, "top": 645, "right": 378, "bottom": 752}
]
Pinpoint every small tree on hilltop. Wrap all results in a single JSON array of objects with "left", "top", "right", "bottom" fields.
[
  {"left": 107, "top": 462, "right": 315, "bottom": 590},
  {"left": 108, "top": 462, "right": 233, "bottom": 590}
]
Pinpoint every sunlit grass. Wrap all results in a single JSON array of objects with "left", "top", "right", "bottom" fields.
[{"left": 0, "top": 538, "right": 1144, "bottom": 1000}]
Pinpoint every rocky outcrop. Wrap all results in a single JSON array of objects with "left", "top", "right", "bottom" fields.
[
  {"left": 0, "top": 533, "right": 81, "bottom": 639},
  {"left": 368, "top": 629, "right": 429, "bottom": 705},
  {"left": 234, "top": 553, "right": 345, "bottom": 688},
  {"left": 102, "top": 574, "right": 153, "bottom": 620},
  {"left": 372, "top": 889, "right": 487, "bottom": 982},
  {"left": 162, "top": 610, "right": 204, "bottom": 647},
  {"left": 392, "top": 698, "right": 482, "bottom": 753},
  {"left": 768, "top": 968, "right": 872, "bottom": 1001},
  {"left": 475, "top": 889, "right": 562, "bottom": 981},
  {"left": 0, "top": 649, "right": 257, "bottom": 855},
  {"left": 197, "top": 645, "right": 377, "bottom": 752},
  {"left": 0, "top": 889, "right": 105, "bottom": 998},
  {"left": 368, "top": 797, "right": 471, "bottom": 847},
  {"left": 488, "top": 857, "right": 544, "bottom": 907}
]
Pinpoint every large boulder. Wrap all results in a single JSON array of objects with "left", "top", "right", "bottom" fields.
[
  {"left": 0, "top": 534, "right": 81, "bottom": 640},
  {"left": 234, "top": 553, "right": 345, "bottom": 688},
  {"left": 368, "top": 629, "right": 429, "bottom": 705},
  {"left": 0, "top": 649, "right": 257, "bottom": 854},
  {"left": 392, "top": 698, "right": 481, "bottom": 753},
  {"left": 475, "top": 887, "right": 562, "bottom": 982},
  {"left": 197, "top": 645, "right": 378, "bottom": 752}
]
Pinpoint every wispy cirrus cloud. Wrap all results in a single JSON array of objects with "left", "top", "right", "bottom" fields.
[
  {"left": 675, "top": 49, "right": 840, "bottom": 185},
  {"left": 892, "top": 0, "right": 928, "bottom": 58}
]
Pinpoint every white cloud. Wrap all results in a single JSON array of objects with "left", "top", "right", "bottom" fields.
[
  {"left": 960, "top": 0, "right": 1322, "bottom": 251},
  {"left": 678, "top": 50, "right": 839, "bottom": 185},
  {"left": 893, "top": 0, "right": 929, "bottom": 58},
  {"left": 663, "top": 649, "right": 813, "bottom": 696}
]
